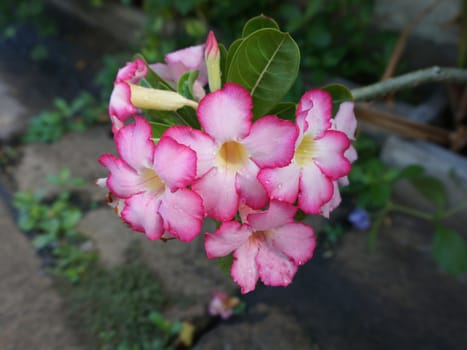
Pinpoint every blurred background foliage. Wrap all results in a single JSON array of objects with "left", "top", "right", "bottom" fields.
[{"left": 0, "top": 0, "right": 396, "bottom": 84}]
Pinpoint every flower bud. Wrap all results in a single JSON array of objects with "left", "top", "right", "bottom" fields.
[
  {"left": 129, "top": 84, "right": 198, "bottom": 111},
  {"left": 205, "top": 31, "right": 221, "bottom": 92}
]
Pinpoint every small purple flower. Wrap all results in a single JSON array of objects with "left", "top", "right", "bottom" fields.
[{"left": 348, "top": 208, "right": 371, "bottom": 230}]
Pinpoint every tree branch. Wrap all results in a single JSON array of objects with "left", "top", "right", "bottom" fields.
[{"left": 351, "top": 66, "right": 467, "bottom": 101}]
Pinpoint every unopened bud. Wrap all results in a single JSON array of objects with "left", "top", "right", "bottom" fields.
[
  {"left": 205, "top": 31, "right": 221, "bottom": 92},
  {"left": 130, "top": 84, "right": 198, "bottom": 111}
]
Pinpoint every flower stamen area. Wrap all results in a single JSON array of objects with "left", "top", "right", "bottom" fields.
[
  {"left": 250, "top": 230, "right": 267, "bottom": 244},
  {"left": 295, "top": 135, "right": 316, "bottom": 167},
  {"left": 216, "top": 141, "right": 249, "bottom": 171},
  {"left": 140, "top": 168, "right": 165, "bottom": 193}
]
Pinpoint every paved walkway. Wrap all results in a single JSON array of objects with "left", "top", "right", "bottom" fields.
[{"left": 0, "top": 200, "right": 84, "bottom": 350}]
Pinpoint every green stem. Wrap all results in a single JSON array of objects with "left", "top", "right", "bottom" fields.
[
  {"left": 389, "top": 202, "right": 433, "bottom": 221},
  {"left": 351, "top": 66, "right": 467, "bottom": 101},
  {"left": 444, "top": 200, "right": 467, "bottom": 218}
]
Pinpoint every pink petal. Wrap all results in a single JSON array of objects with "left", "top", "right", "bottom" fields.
[
  {"left": 298, "top": 163, "right": 334, "bottom": 214},
  {"left": 320, "top": 181, "right": 341, "bottom": 218},
  {"left": 334, "top": 101, "right": 356, "bottom": 140},
  {"left": 109, "top": 82, "right": 136, "bottom": 122},
  {"left": 197, "top": 83, "right": 253, "bottom": 142},
  {"left": 110, "top": 115, "right": 124, "bottom": 134},
  {"left": 192, "top": 167, "right": 239, "bottom": 221},
  {"left": 115, "top": 116, "right": 155, "bottom": 170},
  {"left": 159, "top": 189, "right": 203, "bottom": 242},
  {"left": 162, "top": 126, "right": 216, "bottom": 177},
  {"left": 116, "top": 58, "right": 147, "bottom": 83},
  {"left": 99, "top": 154, "right": 144, "bottom": 197},
  {"left": 236, "top": 160, "right": 268, "bottom": 210},
  {"left": 243, "top": 115, "right": 298, "bottom": 168},
  {"left": 345, "top": 144, "right": 358, "bottom": 164},
  {"left": 166, "top": 44, "right": 205, "bottom": 74},
  {"left": 231, "top": 240, "right": 260, "bottom": 294},
  {"left": 314, "top": 130, "right": 351, "bottom": 179},
  {"left": 121, "top": 192, "right": 163, "bottom": 240},
  {"left": 296, "top": 89, "right": 332, "bottom": 137},
  {"left": 256, "top": 241, "right": 297, "bottom": 287},
  {"left": 149, "top": 63, "right": 174, "bottom": 83},
  {"left": 247, "top": 200, "right": 297, "bottom": 231},
  {"left": 153, "top": 136, "right": 197, "bottom": 191},
  {"left": 257, "top": 163, "right": 300, "bottom": 204},
  {"left": 204, "top": 221, "right": 252, "bottom": 258},
  {"left": 268, "top": 222, "right": 316, "bottom": 265}
]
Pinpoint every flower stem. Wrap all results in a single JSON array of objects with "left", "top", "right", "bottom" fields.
[
  {"left": 389, "top": 202, "right": 433, "bottom": 221},
  {"left": 444, "top": 200, "right": 467, "bottom": 218},
  {"left": 351, "top": 67, "right": 467, "bottom": 101}
]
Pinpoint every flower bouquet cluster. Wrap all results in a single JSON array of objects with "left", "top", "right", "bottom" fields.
[{"left": 98, "top": 16, "right": 357, "bottom": 293}]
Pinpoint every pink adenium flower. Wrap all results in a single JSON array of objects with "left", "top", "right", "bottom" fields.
[
  {"left": 258, "top": 89, "right": 351, "bottom": 215},
  {"left": 109, "top": 58, "right": 147, "bottom": 122},
  {"left": 320, "top": 101, "right": 358, "bottom": 217},
  {"left": 205, "top": 201, "right": 316, "bottom": 294},
  {"left": 164, "top": 83, "right": 298, "bottom": 221},
  {"left": 151, "top": 44, "right": 208, "bottom": 100},
  {"left": 99, "top": 116, "right": 203, "bottom": 242},
  {"left": 109, "top": 58, "right": 198, "bottom": 125},
  {"left": 208, "top": 291, "right": 240, "bottom": 320}
]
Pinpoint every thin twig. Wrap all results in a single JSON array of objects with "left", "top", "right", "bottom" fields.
[
  {"left": 381, "top": 0, "right": 442, "bottom": 81},
  {"left": 351, "top": 66, "right": 467, "bottom": 101}
]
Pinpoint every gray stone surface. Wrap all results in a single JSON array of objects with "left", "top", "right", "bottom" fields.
[
  {"left": 0, "top": 77, "right": 27, "bottom": 141},
  {"left": 374, "top": 0, "right": 460, "bottom": 45},
  {"left": 194, "top": 303, "right": 316, "bottom": 350},
  {"left": 77, "top": 207, "right": 142, "bottom": 268},
  {"left": 381, "top": 136, "right": 467, "bottom": 205},
  {"left": 140, "top": 219, "right": 237, "bottom": 322},
  {"left": 15, "top": 125, "right": 115, "bottom": 201},
  {"left": 0, "top": 200, "right": 84, "bottom": 350}
]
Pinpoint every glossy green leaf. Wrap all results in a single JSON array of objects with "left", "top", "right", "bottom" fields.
[
  {"left": 225, "top": 38, "right": 243, "bottom": 78},
  {"left": 219, "top": 43, "right": 228, "bottom": 85},
  {"left": 433, "top": 226, "right": 467, "bottom": 275},
  {"left": 242, "top": 15, "right": 280, "bottom": 37},
  {"left": 177, "top": 70, "right": 199, "bottom": 100},
  {"left": 150, "top": 120, "right": 176, "bottom": 139},
  {"left": 409, "top": 175, "right": 447, "bottom": 210},
  {"left": 322, "top": 83, "right": 353, "bottom": 115},
  {"left": 227, "top": 28, "right": 300, "bottom": 118},
  {"left": 268, "top": 102, "right": 296, "bottom": 121}
]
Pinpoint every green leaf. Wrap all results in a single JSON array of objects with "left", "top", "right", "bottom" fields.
[
  {"left": 409, "top": 175, "right": 447, "bottom": 211},
  {"left": 268, "top": 102, "right": 296, "bottom": 121},
  {"left": 150, "top": 120, "right": 175, "bottom": 139},
  {"left": 219, "top": 43, "right": 228, "bottom": 85},
  {"left": 242, "top": 15, "right": 280, "bottom": 37},
  {"left": 217, "top": 254, "right": 233, "bottom": 277},
  {"left": 225, "top": 38, "right": 243, "bottom": 77},
  {"left": 177, "top": 70, "right": 199, "bottom": 100},
  {"left": 322, "top": 83, "right": 353, "bottom": 115},
  {"left": 32, "top": 233, "right": 56, "bottom": 250},
  {"left": 227, "top": 28, "right": 300, "bottom": 118},
  {"left": 433, "top": 226, "right": 467, "bottom": 275},
  {"left": 61, "top": 209, "right": 82, "bottom": 231},
  {"left": 397, "top": 164, "right": 425, "bottom": 180}
]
